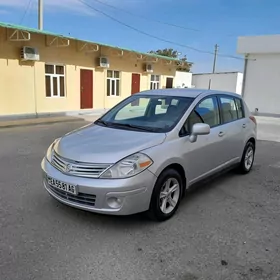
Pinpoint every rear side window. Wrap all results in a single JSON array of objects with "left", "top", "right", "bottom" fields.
[
  {"left": 234, "top": 98, "right": 245, "bottom": 119},
  {"left": 219, "top": 96, "right": 238, "bottom": 123}
]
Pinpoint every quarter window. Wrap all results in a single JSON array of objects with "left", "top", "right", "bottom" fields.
[
  {"left": 45, "top": 64, "right": 65, "bottom": 97},
  {"left": 107, "top": 70, "right": 120, "bottom": 96},
  {"left": 150, "top": 75, "right": 160, "bottom": 90},
  {"left": 234, "top": 98, "right": 244, "bottom": 119},
  {"left": 219, "top": 96, "right": 238, "bottom": 123}
]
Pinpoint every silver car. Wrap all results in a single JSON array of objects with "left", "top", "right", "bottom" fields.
[{"left": 41, "top": 89, "right": 257, "bottom": 221}]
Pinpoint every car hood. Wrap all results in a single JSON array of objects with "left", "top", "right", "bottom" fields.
[{"left": 54, "top": 123, "right": 166, "bottom": 163}]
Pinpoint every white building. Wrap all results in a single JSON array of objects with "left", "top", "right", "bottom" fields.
[
  {"left": 174, "top": 71, "right": 193, "bottom": 88},
  {"left": 192, "top": 72, "right": 243, "bottom": 95},
  {"left": 237, "top": 35, "right": 280, "bottom": 117}
]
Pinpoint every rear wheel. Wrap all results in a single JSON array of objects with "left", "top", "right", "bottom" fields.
[
  {"left": 148, "top": 168, "right": 183, "bottom": 222},
  {"left": 238, "top": 141, "right": 255, "bottom": 174}
]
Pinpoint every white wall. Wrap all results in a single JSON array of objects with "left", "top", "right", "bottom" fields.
[
  {"left": 192, "top": 72, "right": 243, "bottom": 94},
  {"left": 174, "top": 71, "right": 193, "bottom": 88},
  {"left": 236, "top": 72, "right": 244, "bottom": 95},
  {"left": 243, "top": 53, "right": 280, "bottom": 116},
  {"left": 237, "top": 35, "right": 280, "bottom": 54}
]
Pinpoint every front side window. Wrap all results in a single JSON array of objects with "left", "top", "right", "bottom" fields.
[
  {"left": 107, "top": 70, "right": 120, "bottom": 96},
  {"left": 219, "top": 96, "right": 238, "bottom": 123},
  {"left": 45, "top": 64, "right": 65, "bottom": 97},
  {"left": 95, "top": 95, "right": 194, "bottom": 133},
  {"left": 150, "top": 75, "right": 160, "bottom": 90},
  {"left": 182, "top": 96, "right": 220, "bottom": 135}
]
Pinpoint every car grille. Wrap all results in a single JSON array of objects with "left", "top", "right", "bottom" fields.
[
  {"left": 48, "top": 184, "right": 96, "bottom": 207},
  {"left": 51, "top": 152, "right": 111, "bottom": 178}
]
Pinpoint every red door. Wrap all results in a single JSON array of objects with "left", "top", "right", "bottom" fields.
[
  {"left": 80, "top": 69, "right": 93, "bottom": 109},
  {"left": 131, "top": 73, "right": 140, "bottom": 94},
  {"left": 131, "top": 73, "right": 140, "bottom": 106}
]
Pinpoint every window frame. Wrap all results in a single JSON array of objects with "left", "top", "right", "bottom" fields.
[
  {"left": 150, "top": 74, "right": 160, "bottom": 90},
  {"left": 45, "top": 63, "right": 66, "bottom": 98},
  {"left": 179, "top": 95, "right": 222, "bottom": 137},
  {"left": 217, "top": 94, "right": 244, "bottom": 125},
  {"left": 107, "top": 70, "right": 121, "bottom": 97},
  {"left": 233, "top": 97, "right": 245, "bottom": 120}
]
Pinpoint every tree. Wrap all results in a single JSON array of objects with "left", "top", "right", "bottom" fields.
[{"left": 148, "top": 48, "right": 193, "bottom": 72}]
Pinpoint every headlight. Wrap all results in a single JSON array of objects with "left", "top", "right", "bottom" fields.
[
  {"left": 46, "top": 138, "right": 60, "bottom": 162},
  {"left": 100, "top": 153, "right": 153, "bottom": 179}
]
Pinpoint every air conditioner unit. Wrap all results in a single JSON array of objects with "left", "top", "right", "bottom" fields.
[
  {"left": 20, "top": 46, "right": 40, "bottom": 61},
  {"left": 99, "top": 57, "right": 109, "bottom": 68},
  {"left": 145, "top": 63, "right": 153, "bottom": 73}
]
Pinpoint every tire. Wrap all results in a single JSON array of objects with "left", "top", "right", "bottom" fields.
[
  {"left": 237, "top": 141, "right": 255, "bottom": 174},
  {"left": 148, "top": 168, "right": 183, "bottom": 222}
]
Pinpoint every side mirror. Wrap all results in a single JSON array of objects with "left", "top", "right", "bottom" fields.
[{"left": 189, "top": 123, "right": 210, "bottom": 143}]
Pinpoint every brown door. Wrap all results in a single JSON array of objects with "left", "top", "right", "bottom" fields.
[
  {"left": 80, "top": 69, "right": 93, "bottom": 109},
  {"left": 131, "top": 73, "right": 140, "bottom": 94},
  {"left": 166, "top": 77, "right": 173, "bottom": 88},
  {"left": 131, "top": 73, "right": 140, "bottom": 106}
]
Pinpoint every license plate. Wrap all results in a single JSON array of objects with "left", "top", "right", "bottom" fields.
[{"left": 47, "top": 176, "right": 77, "bottom": 195}]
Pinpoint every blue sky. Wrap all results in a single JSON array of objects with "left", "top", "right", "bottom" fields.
[{"left": 0, "top": 0, "right": 279, "bottom": 73}]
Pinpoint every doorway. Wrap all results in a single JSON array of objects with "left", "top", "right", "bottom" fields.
[
  {"left": 131, "top": 73, "right": 140, "bottom": 106},
  {"left": 166, "top": 77, "right": 173, "bottom": 88},
  {"left": 80, "top": 69, "right": 93, "bottom": 109}
]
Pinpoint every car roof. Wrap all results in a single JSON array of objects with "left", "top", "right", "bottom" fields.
[{"left": 136, "top": 88, "right": 242, "bottom": 99}]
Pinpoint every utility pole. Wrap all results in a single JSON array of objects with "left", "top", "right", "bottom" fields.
[
  {"left": 38, "top": 0, "right": 43, "bottom": 30},
  {"left": 212, "top": 44, "right": 219, "bottom": 73}
]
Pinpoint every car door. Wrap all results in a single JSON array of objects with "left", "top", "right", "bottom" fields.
[
  {"left": 180, "top": 95, "right": 227, "bottom": 183},
  {"left": 217, "top": 95, "right": 246, "bottom": 162}
]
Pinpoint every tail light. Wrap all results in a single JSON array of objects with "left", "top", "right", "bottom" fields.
[{"left": 249, "top": 115, "right": 257, "bottom": 125}]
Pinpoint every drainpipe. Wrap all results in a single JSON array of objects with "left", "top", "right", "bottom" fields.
[
  {"left": 241, "top": 53, "right": 249, "bottom": 98},
  {"left": 33, "top": 66, "right": 38, "bottom": 118}
]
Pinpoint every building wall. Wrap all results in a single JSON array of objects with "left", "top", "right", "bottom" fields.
[
  {"left": 243, "top": 53, "right": 280, "bottom": 116},
  {"left": 236, "top": 72, "right": 244, "bottom": 95},
  {"left": 0, "top": 27, "right": 176, "bottom": 117},
  {"left": 174, "top": 71, "right": 193, "bottom": 88},
  {"left": 192, "top": 72, "right": 243, "bottom": 94},
  {"left": 237, "top": 35, "right": 280, "bottom": 54}
]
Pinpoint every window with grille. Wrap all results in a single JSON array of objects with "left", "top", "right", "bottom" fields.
[
  {"left": 45, "top": 64, "right": 65, "bottom": 97},
  {"left": 150, "top": 75, "right": 160, "bottom": 90},
  {"left": 107, "top": 70, "right": 120, "bottom": 96}
]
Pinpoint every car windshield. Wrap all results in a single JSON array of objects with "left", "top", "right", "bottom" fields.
[{"left": 95, "top": 94, "right": 194, "bottom": 133}]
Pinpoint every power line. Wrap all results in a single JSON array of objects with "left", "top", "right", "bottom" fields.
[
  {"left": 19, "top": 0, "right": 33, "bottom": 24},
  {"left": 87, "top": 0, "right": 201, "bottom": 33},
  {"left": 77, "top": 0, "right": 244, "bottom": 60},
  {"left": 86, "top": 0, "right": 238, "bottom": 37}
]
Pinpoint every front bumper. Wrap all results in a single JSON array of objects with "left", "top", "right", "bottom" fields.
[{"left": 41, "top": 157, "right": 157, "bottom": 215}]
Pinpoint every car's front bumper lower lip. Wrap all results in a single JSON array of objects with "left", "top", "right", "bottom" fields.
[{"left": 41, "top": 157, "right": 157, "bottom": 215}]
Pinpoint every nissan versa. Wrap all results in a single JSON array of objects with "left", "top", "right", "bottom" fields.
[{"left": 41, "top": 89, "right": 257, "bottom": 221}]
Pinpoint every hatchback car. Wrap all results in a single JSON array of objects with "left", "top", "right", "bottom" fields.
[{"left": 41, "top": 89, "right": 257, "bottom": 221}]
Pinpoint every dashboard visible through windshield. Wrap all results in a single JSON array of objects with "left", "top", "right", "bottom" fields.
[{"left": 95, "top": 95, "right": 194, "bottom": 133}]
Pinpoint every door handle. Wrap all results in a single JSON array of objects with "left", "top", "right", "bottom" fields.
[
  {"left": 218, "top": 131, "right": 225, "bottom": 137},
  {"left": 242, "top": 124, "right": 246, "bottom": 128}
]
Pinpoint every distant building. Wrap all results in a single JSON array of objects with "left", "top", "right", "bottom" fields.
[
  {"left": 0, "top": 22, "right": 184, "bottom": 119},
  {"left": 192, "top": 72, "right": 243, "bottom": 95},
  {"left": 174, "top": 71, "right": 193, "bottom": 88},
  {"left": 237, "top": 35, "right": 280, "bottom": 117}
]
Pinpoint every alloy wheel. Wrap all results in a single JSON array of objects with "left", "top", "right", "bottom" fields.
[{"left": 159, "top": 178, "right": 180, "bottom": 214}]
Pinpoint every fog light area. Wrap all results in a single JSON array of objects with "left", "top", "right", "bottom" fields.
[{"left": 107, "top": 197, "right": 124, "bottom": 209}]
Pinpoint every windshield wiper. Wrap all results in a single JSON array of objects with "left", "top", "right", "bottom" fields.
[
  {"left": 94, "top": 119, "right": 109, "bottom": 127},
  {"left": 110, "top": 123, "right": 158, "bottom": 132}
]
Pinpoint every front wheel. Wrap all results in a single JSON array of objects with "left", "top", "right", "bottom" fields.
[
  {"left": 238, "top": 141, "right": 255, "bottom": 174},
  {"left": 148, "top": 168, "right": 183, "bottom": 222}
]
